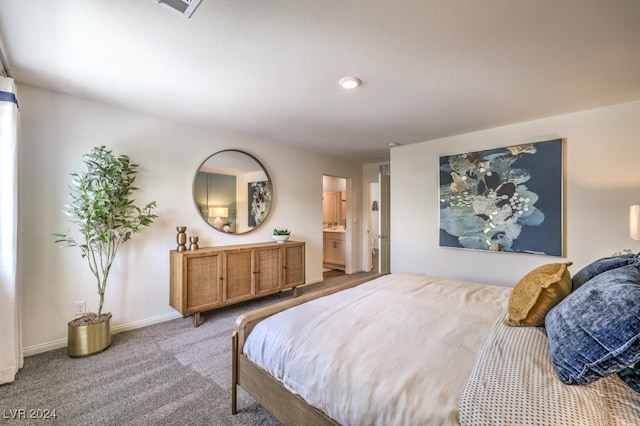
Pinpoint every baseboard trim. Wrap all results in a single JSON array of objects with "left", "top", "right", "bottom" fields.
[
  {"left": 110, "top": 312, "right": 182, "bottom": 334},
  {"left": 23, "top": 339, "right": 68, "bottom": 357},
  {"left": 307, "top": 275, "right": 323, "bottom": 285},
  {"left": 22, "top": 311, "right": 182, "bottom": 357}
]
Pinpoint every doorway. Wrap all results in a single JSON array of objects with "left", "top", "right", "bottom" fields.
[
  {"left": 322, "top": 175, "right": 347, "bottom": 279},
  {"left": 368, "top": 181, "right": 380, "bottom": 273},
  {"left": 366, "top": 165, "right": 390, "bottom": 274}
]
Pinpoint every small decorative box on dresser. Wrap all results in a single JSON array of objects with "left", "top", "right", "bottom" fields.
[{"left": 170, "top": 241, "right": 305, "bottom": 327}]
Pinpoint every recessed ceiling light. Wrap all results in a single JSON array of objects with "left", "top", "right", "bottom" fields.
[{"left": 338, "top": 76, "right": 362, "bottom": 89}]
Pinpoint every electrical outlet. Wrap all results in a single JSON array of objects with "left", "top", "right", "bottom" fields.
[{"left": 74, "top": 301, "right": 86, "bottom": 316}]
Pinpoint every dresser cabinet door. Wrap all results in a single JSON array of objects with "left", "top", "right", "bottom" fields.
[
  {"left": 223, "top": 249, "right": 254, "bottom": 303},
  {"left": 186, "top": 253, "right": 222, "bottom": 312},
  {"left": 255, "top": 246, "right": 281, "bottom": 295},
  {"left": 283, "top": 243, "right": 305, "bottom": 288}
]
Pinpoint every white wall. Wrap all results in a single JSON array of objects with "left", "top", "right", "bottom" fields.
[
  {"left": 322, "top": 175, "right": 346, "bottom": 192},
  {"left": 391, "top": 100, "right": 640, "bottom": 287},
  {"left": 17, "top": 84, "right": 363, "bottom": 354}
]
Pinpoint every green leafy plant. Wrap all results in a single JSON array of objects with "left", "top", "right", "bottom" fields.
[
  {"left": 273, "top": 228, "right": 290, "bottom": 235},
  {"left": 54, "top": 146, "right": 157, "bottom": 317}
]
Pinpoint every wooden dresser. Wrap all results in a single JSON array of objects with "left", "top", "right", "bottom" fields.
[{"left": 170, "top": 240, "right": 305, "bottom": 326}]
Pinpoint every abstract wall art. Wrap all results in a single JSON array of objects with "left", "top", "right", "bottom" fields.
[{"left": 439, "top": 139, "right": 564, "bottom": 256}]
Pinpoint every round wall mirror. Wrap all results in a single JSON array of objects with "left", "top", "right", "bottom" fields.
[{"left": 193, "top": 150, "right": 272, "bottom": 234}]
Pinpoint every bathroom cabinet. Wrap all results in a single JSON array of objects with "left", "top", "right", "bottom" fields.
[
  {"left": 170, "top": 241, "right": 305, "bottom": 326},
  {"left": 323, "top": 231, "right": 346, "bottom": 270}
]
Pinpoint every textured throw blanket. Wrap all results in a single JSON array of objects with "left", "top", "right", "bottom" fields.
[{"left": 459, "top": 313, "right": 640, "bottom": 425}]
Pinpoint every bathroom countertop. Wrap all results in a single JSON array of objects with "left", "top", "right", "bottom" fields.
[{"left": 323, "top": 227, "right": 346, "bottom": 233}]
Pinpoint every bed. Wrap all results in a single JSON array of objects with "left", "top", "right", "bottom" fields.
[{"left": 231, "top": 262, "right": 640, "bottom": 425}]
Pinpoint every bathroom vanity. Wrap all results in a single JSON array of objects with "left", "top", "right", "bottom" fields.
[
  {"left": 323, "top": 228, "right": 346, "bottom": 270},
  {"left": 322, "top": 189, "right": 347, "bottom": 270}
]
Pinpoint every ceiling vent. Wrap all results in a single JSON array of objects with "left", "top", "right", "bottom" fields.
[{"left": 156, "top": 0, "right": 202, "bottom": 18}]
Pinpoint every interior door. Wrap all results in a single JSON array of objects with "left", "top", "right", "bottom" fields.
[{"left": 378, "top": 173, "right": 391, "bottom": 273}]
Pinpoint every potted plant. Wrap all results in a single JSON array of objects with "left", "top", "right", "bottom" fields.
[
  {"left": 272, "top": 228, "right": 290, "bottom": 243},
  {"left": 54, "top": 146, "right": 157, "bottom": 357}
]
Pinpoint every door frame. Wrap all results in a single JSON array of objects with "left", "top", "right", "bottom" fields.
[{"left": 378, "top": 173, "right": 390, "bottom": 274}]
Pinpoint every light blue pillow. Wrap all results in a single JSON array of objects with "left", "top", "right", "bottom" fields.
[
  {"left": 571, "top": 253, "right": 637, "bottom": 291},
  {"left": 545, "top": 264, "right": 640, "bottom": 385}
]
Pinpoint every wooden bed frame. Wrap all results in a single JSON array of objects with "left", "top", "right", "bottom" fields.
[{"left": 231, "top": 273, "right": 384, "bottom": 425}]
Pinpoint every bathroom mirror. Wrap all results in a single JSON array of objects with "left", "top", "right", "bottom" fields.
[{"left": 193, "top": 150, "right": 272, "bottom": 234}]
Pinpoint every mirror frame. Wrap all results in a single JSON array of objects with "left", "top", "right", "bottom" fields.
[{"left": 192, "top": 149, "right": 273, "bottom": 234}]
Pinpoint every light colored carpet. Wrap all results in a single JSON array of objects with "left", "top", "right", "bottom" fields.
[{"left": 1, "top": 272, "right": 376, "bottom": 425}]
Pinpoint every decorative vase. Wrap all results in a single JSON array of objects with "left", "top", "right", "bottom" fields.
[
  {"left": 176, "top": 226, "right": 187, "bottom": 252},
  {"left": 272, "top": 235, "right": 290, "bottom": 244},
  {"left": 67, "top": 316, "right": 111, "bottom": 357},
  {"left": 189, "top": 236, "right": 199, "bottom": 250}
]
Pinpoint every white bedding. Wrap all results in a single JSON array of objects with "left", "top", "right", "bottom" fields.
[{"left": 243, "top": 273, "right": 511, "bottom": 425}]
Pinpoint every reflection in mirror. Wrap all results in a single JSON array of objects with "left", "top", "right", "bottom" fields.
[{"left": 193, "top": 150, "right": 272, "bottom": 234}]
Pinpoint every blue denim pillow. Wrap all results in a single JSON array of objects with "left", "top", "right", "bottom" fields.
[
  {"left": 619, "top": 365, "right": 640, "bottom": 393},
  {"left": 545, "top": 264, "right": 640, "bottom": 385},
  {"left": 571, "top": 254, "right": 636, "bottom": 291}
]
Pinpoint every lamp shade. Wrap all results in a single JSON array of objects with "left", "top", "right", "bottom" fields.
[
  {"left": 209, "top": 207, "right": 228, "bottom": 230},
  {"left": 631, "top": 205, "right": 640, "bottom": 241},
  {"left": 209, "top": 207, "right": 228, "bottom": 218}
]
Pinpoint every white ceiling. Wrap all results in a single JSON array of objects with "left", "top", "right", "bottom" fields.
[{"left": 1, "top": 1, "right": 639, "bottom": 163}]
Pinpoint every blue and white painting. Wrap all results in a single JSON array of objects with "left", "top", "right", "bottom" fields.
[
  {"left": 248, "top": 181, "right": 272, "bottom": 227},
  {"left": 439, "top": 139, "right": 563, "bottom": 256}
]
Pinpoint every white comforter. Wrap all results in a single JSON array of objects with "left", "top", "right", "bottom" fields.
[{"left": 243, "top": 273, "right": 511, "bottom": 425}]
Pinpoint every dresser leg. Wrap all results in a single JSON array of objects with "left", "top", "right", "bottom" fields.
[{"left": 193, "top": 312, "right": 200, "bottom": 327}]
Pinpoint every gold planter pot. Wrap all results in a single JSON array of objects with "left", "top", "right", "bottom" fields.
[{"left": 67, "top": 317, "right": 111, "bottom": 357}]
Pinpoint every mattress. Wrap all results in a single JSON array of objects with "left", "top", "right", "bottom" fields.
[{"left": 243, "top": 273, "right": 511, "bottom": 425}]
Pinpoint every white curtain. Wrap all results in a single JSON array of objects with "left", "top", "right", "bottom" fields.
[{"left": 0, "top": 76, "right": 22, "bottom": 384}]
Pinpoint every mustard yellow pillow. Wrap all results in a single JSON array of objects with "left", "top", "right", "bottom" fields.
[{"left": 506, "top": 262, "right": 573, "bottom": 327}]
